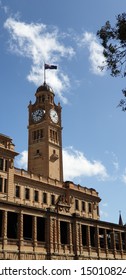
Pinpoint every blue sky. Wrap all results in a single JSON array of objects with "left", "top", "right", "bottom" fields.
[{"left": 1, "top": 0, "right": 126, "bottom": 224}]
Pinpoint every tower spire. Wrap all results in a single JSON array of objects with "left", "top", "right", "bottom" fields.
[{"left": 119, "top": 211, "right": 123, "bottom": 226}]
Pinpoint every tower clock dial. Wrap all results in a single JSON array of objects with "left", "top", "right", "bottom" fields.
[
  {"left": 50, "top": 109, "right": 58, "bottom": 123},
  {"left": 32, "top": 109, "right": 44, "bottom": 122}
]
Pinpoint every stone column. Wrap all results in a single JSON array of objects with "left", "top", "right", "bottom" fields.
[
  {"left": 111, "top": 230, "right": 116, "bottom": 258},
  {"left": 50, "top": 218, "right": 55, "bottom": 253},
  {"left": 73, "top": 215, "right": 80, "bottom": 258},
  {"left": 69, "top": 222, "right": 73, "bottom": 253},
  {"left": 104, "top": 229, "right": 108, "bottom": 258},
  {"left": 78, "top": 223, "right": 82, "bottom": 255},
  {"left": 18, "top": 212, "right": 23, "bottom": 244},
  {"left": 119, "top": 231, "right": 123, "bottom": 257},
  {"left": 54, "top": 218, "right": 58, "bottom": 252},
  {"left": 87, "top": 225, "right": 91, "bottom": 258},
  {"left": 46, "top": 208, "right": 54, "bottom": 259},
  {"left": 57, "top": 218, "right": 61, "bottom": 251},
  {"left": 96, "top": 226, "right": 100, "bottom": 258},
  {"left": 33, "top": 216, "right": 37, "bottom": 249},
  {"left": 18, "top": 212, "right": 23, "bottom": 259},
  {"left": 2, "top": 210, "right": 7, "bottom": 247}
]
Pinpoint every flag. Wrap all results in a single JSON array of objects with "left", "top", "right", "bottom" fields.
[{"left": 45, "top": 64, "right": 57, "bottom": 70}]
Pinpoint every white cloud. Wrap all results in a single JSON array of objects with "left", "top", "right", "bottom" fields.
[
  {"left": 79, "top": 32, "right": 106, "bottom": 76},
  {"left": 4, "top": 17, "right": 107, "bottom": 102},
  {"left": 4, "top": 17, "right": 75, "bottom": 103},
  {"left": 102, "top": 202, "right": 108, "bottom": 207},
  {"left": 63, "top": 146, "right": 108, "bottom": 181},
  {"left": 99, "top": 202, "right": 109, "bottom": 219},
  {"left": 100, "top": 209, "right": 108, "bottom": 219},
  {"left": 0, "top": 1, "right": 9, "bottom": 14},
  {"left": 15, "top": 147, "right": 108, "bottom": 182},
  {"left": 15, "top": 150, "right": 28, "bottom": 170},
  {"left": 122, "top": 168, "right": 126, "bottom": 184},
  {"left": 111, "top": 152, "right": 119, "bottom": 171}
]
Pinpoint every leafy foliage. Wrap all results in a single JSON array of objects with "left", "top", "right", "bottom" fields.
[{"left": 97, "top": 13, "right": 126, "bottom": 111}]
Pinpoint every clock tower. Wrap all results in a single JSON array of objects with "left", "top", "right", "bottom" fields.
[{"left": 28, "top": 82, "right": 63, "bottom": 182}]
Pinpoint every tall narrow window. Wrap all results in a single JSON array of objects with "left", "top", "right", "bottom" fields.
[
  {"left": 34, "top": 190, "right": 39, "bottom": 202},
  {"left": 106, "top": 230, "right": 112, "bottom": 249},
  {"left": 37, "top": 217, "right": 46, "bottom": 242},
  {"left": 0, "top": 210, "right": 2, "bottom": 238},
  {"left": 15, "top": 185, "right": 20, "bottom": 198},
  {"left": 90, "top": 226, "right": 96, "bottom": 247},
  {"left": 97, "top": 205, "right": 99, "bottom": 216},
  {"left": 25, "top": 188, "right": 30, "bottom": 200},
  {"left": 99, "top": 228, "right": 105, "bottom": 248},
  {"left": 7, "top": 212, "right": 18, "bottom": 239},
  {"left": 43, "top": 192, "right": 47, "bottom": 204},
  {"left": 4, "top": 179, "right": 7, "bottom": 193},
  {"left": 0, "top": 159, "right": 3, "bottom": 170},
  {"left": 60, "top": 221, "right": 68, "bottom": 245},
  {"left": 82, "top": 225, "right": 87, "bottom": 246},
  {"left": 75, "top": 199, "right": 79, "bottom": 210},
  {"left": 88, "top": 203, "right": 92, "bottom": 213},
  {"left": 0, "top": 178, "right": 2, "bottom": 192},
  {"left": 51, "top": 194, "right": 55, "bottom": 205},
  {"left": 5, "top": 160, "right": 8, "bottom": 172},
  {"left": 23, "top": 214, "right": 32, "bottom": 240},
  {"left": 82, "top": 201, "right": 85, "bottom": 211}
]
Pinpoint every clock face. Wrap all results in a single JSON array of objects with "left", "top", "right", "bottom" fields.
[
  {"left": 32, "top": 109, "right": 44, "bottom": 122},
  {"left": 50, "top": 109, "right": 58, "bottom": 123}
]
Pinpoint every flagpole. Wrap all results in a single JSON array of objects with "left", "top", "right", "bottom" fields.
[
  {"left": 43, "top": 63, "right": 57, "bottom": 84},
  {"left": 44, "top": 63, "right": 46, "bottom": 84}
]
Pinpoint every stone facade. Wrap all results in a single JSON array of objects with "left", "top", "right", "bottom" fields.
[{"left": 0, "top": 83, "right": 126, "bottom": 260}]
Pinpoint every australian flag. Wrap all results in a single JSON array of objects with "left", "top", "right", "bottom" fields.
[{"left": 45, "top": 64, "right": 57, "bottom": 70}]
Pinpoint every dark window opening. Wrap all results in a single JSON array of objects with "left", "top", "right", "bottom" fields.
[
  {"left": 4, "top": 179, "right": 7, "bottom": 193},
  {"left": 121, "top": 232, "right": 126, "bottom": 250},
  {"left": 107, "top": 230, "right": 112, "bottom": 249},
  {"left": 0, "top": 210, "right": 3, "bottom": 238},
  {"left": 7, "top": 212, "right": 18, "bottom": 239},
  {"left": 82, "top": 201, "right": 85, "bottom": 211},
  {"left": 90, "top": 226, "right": 96, "bottom": 247},
  {"left": 115, "top": 232, "right": 120, "bottom": 250},
  {"left": 25, "top": 188, "right": 30, "bottom": 200},
  {"left": 0, "top": 158, "right": 3, "bottom": 170},
  {"left": 37, "top": 217, "right": 46, "bottom": 242},
  {"left": 97, "top": 206, "right": 99, "bottom": 216},
  {"left": 5, "top": 160, "right": 8, "bottom": 172},
  {"left": 51, "top": 194, "right": 55, "bottom": 205},
  {"left": 99, "top": 228, "right": 105, "bottom": 248},
  {"left": 88, "top": 203, "right": 92, "bottom": 213},
  {"left": 82, "top": 225, "right": 87, "bottom": 246},
  {"left": 43, "top": 192, "right": 47, "bottom": 204},
  {"left": 60, "top": 221, "right": 68, "bottom": 245},
  {"left": 0, "top": 178, "right": 2, "bottom": 192},
  {"left": 15, "top": 185, "right": 20, "bottom": 198},
  {"left": 75, "top": 199, "right": 79, "bottom": 210},
  {"left": 34, "top": 190, "right": 39, "bottom": 202},
  {"left": 23, "top": 214, "right": 32, "bottom": 240}
]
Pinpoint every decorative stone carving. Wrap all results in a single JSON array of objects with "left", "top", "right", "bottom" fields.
[{"left": 55, "top": 194, "right": 71, "bottom": 213}]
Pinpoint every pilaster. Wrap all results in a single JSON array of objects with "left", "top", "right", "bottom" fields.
[{"left": 2, "top": 210, "right": 7, "bottom": 247}]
